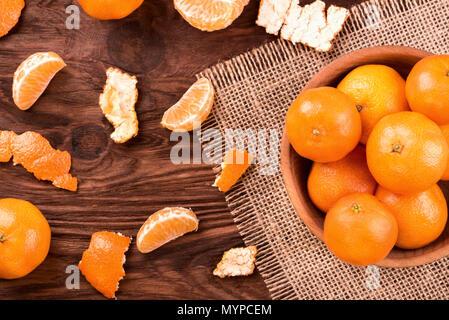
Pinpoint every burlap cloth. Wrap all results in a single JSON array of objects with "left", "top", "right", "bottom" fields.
[{"left": 197, "top": 0, "right": 449, "bottom": 300}]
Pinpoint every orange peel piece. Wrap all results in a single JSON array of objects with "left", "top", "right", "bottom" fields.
[
  {"left": 0, "top": 0, "right": 25, "bottom": 38},
  {"left": 0, "top": 130, "right": 77, "bottom": 191},
  {"left": 79, "top": 231, "right": 131, "bottom": 299},
  {"left": 213, "top": 149, "right": 254, "bottom": 192},
  {"left": 136, "top": 207, "right": 199, "bottom": 254},
  {"left": 213, "top": 246, "right": 257, "bottom": 278}
]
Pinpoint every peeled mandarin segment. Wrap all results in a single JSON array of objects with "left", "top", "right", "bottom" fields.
[
  {"left": 99, "top": 67, "right": 139, "bottom": 143},
  {"left": 174, "top": 0, "right": 249, "bottom": 32},
  {"left": 213, "top": 246, "right": 257, "bottom": 278},
  {"left": 136, "top": 207, "right": 199, "bottom": 254},
  {"left": 214, "top": 149, "right": 254, "bottom": 192},
  {"left": 161, "top": 78, "right": 214, "bottom": 132},
  {"left": 79, "top": 231, "right": 131, "bottom": 299},
  {"left": 4, "top": 131, "right": 77, "bottom": 192},
  {"left": 0, "top": 0, "right": 25, "bottom": 38},
  {"left": 12, "top": 52, "right": 66, "bottom": 110},
  {"left": 78, "top": 0, "right": 144, "bottom": 20}
]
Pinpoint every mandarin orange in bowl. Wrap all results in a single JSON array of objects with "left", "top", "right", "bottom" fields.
[
  {"left": 281, "top": 46, "right": 449, "bottom": 267},
  {"left": 324, "top": 193, "right": 398, "bottom": 266},
  {"left": 286, "top": 86, "right": 361, "bottom": 163},
  {"left": 376, "top": 185, "right": 447, "bottom": 250},
  {"left": 337, "top": 64, "right": 409, "bottom": 144},
  {"left": 406, "top": 55, "right": 449, "bottom": 125},
  {"left": 366, "top": 111, "right": 448, "bottom": 195},
  {"left": 307, "top": 145, "right": 376, "bottom": 213}
]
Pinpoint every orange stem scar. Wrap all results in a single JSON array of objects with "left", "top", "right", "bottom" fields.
[
  {"left": 392, "top": 144, "right": 404, "bottom": 153},
  {"left": 0, "top": 234, "right": 5, "bottom": 243},
  {"left": 352, "top": 204, "right": 360, "bottom": 213},
  {"left": 356, "top": 105, "right": 363, "bottom": 112},
  {"left": 312, "top": 129, "right": 321, "bottom": 136}
]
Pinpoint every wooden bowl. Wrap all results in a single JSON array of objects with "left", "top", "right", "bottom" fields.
[{"left": 280, "top": 45, "right": 449, "bottom": 268}]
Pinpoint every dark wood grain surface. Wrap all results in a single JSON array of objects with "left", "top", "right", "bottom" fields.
[{"left": 0, "top": 0, "right": 361, "bottom": 300}]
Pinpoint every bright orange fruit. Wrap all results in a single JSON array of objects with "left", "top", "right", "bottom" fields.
[
  {"left": 136, "top": 207, "right": 199, "bottom": 254},
  {"left": 214, "top": 149, "right": 253, "bottom": 192},
  {"left": 0, "top": 130, "right": 77, "bottom": 191},
  {"left": 376, "top": 184, "right": 447, "bottom": 249},
  {"left": 366, "top": 112, "right": 448, "bottom": 194},
  {"left": 406, "top": 55, "right": 449, "bottom": 125},
  {"left": 0, "top": 198, "right": 51, "bottom": 279},
  {"left": 78, "top": 0, "right": 143, "bottom": 20},
  {"left": 307, "top": 145, "right": 377, "bottom": 213},
  {"left": 440, "top": 124, "right": 449, "bottom": 180},
  {"left": 337, "top": 64, "right": 409, "bottom": 144},
  {"left": 161, "top": 78, "right": 214, "bottom": 132},
  {"left": 0, "top": 0, "right": 25, "bottom": 38},
  {"left": 324, "top": 193, "right": 398, "bottom": 266},
  {"left": 79, "top": 231, "right": 131, "bottom": 299},
  {"left": 13, "top": 52, "right": 66, "bottom": 110},
  {"left": 174, "top": 0, "right": 249, "bottom": 31},
  {"left": 286, "top": 87, "right": 361, "bottom": 163}
]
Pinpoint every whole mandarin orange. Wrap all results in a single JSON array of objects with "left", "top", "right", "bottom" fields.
[
  {"left": 324, "top": 193, "right": 398, "bottom": 266},
  {"left": 366, "top": 111, "right": 449, "bottom": 194},
  {"left": 286, "top": 87, "right": 361, "bottom": 163},
  {"left": 78, "top": 0, "right": 144, "bottom": 20},
  {"left": 307, "top": 145, "right": 377, "bottom": 212},
  {"left": 337, "top": 64, "right": 409, "bottom": 144},
  {"left": 376, "top": 184, "right": 447, "bottom": 249},
  {"left": 406, "top": 55, "right": 449, "bottom": 125},
  {"left": 0, "top": 198, "right": 51, "bottom": 279},
  {"left": 439, "top": 124, "right": 449, "bottom": 180}
]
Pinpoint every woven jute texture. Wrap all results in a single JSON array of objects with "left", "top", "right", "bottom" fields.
[{"left": 197, "top": 0, "right": 449, "bottom": 299}]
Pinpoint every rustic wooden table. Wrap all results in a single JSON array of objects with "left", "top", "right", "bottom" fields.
[{"left": 0, "top": 0, "right": 361, "bottom": 300}]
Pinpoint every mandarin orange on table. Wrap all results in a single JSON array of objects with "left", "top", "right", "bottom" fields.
[
  {"left": 78, "top": 0, "right": 144, "bottom": 20},
  {"left": 406, "top": 55, "right": 449, "bottom": 125},
  {"left": 174, "top": 0, "right": 249, "bottom": 32},
  {"left": 324, "top": 193, "right": 398, "bottom": 266},
  {"left": 440, "top": 124, "right": 449, "bottom": 180},
  {"left": 79, "top": 231, "right": 131, "bottom": 299},
  {"left": 307, "top": 145, "right": 377, "bottom": 213},
  {"left": 376, "top": 184, "right": 447, "bottom": 250},
  {"left": 136, "top": 207, "right": 199, "bottom": 254},
  {"left": 366, "top": 111, "right": 448, "bottom": 195},
  {"left": 337, "top": 64, "right": 409, "bottom": 144},
  {"left": 13, "top": 52, "right": 66, "bottom": 110},
  {"left": 0, "top": 0, "right": 25, "bottom": 38},
  {"left": 0, "top": 198, "right": 51, "bottom": 279},
  {"left": 286, "top": 87, "right": 361, "bottom": 163}
]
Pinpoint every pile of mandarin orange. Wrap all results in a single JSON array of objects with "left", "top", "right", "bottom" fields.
[{"left": 287, "top": 55, "right": 449, "bottom": 266}]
